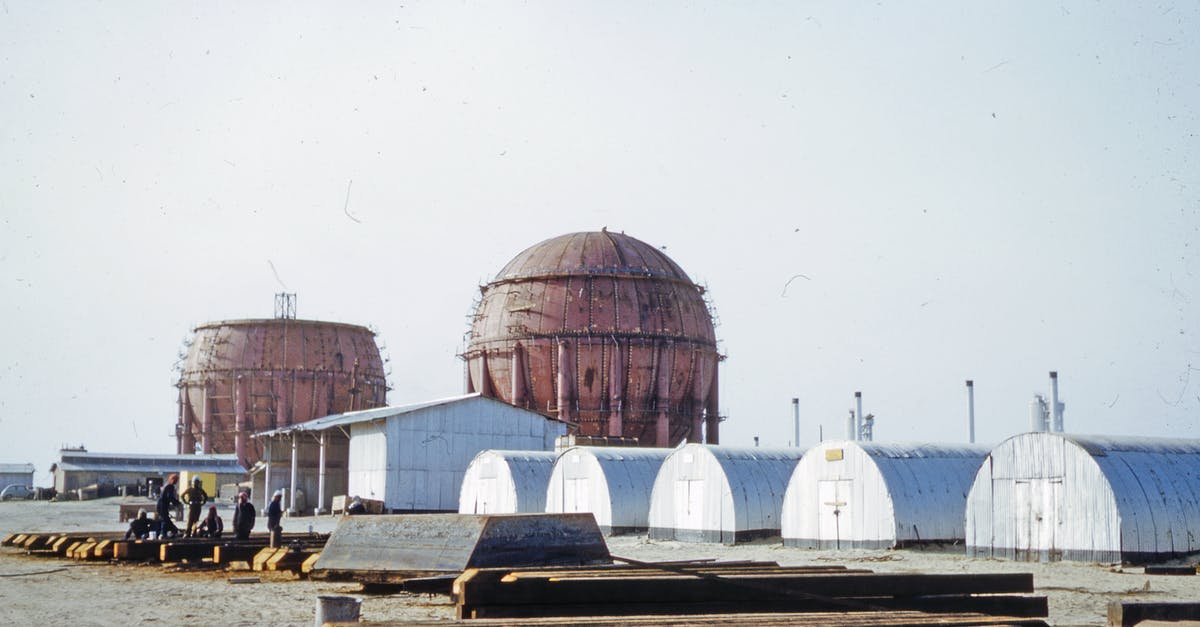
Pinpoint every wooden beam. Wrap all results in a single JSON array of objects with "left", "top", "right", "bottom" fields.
[
  {"left": 1108, "top": 601, "right": 1200, "bottom": 626},
  {"left": 457, "top": 572, "right": 1035, "bottom": 607},
  {"left": 435, "top": 610, "right": 1048, "bottom": 626}
]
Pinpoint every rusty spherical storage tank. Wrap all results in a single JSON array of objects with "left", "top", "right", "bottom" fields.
[
  {"left": 464, "top": 229, "right": 721, "bottom": 447},
  {"left": 175, "top": 317, "right": 387, "bottom": 467}
]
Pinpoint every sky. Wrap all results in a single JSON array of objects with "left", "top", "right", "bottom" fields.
[{"left": 1, "top": 2, "right": 1197, "bottom": 485}]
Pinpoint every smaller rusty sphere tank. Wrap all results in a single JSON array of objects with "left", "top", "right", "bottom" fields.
[
  {"left": 175, "top": 311, "right": 386, "bottom": 467},
  {"left": 463, "top": 229, "right": 722, "bottom": 447}
]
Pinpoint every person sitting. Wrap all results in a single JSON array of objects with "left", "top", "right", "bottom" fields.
[
  {"left": 196, "top": 505, "right": 224, "bottom": 538},
  {"left": 346, "top": 495, "right": 366, "bottom": 515},
  {"left": 125, "top": 509, "right": 153, "bottom": 540}
]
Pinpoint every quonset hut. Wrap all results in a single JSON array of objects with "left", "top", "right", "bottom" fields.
[
  {"left": 781, "top": 441, "right": 988, "bottom": 549},
  {"left": 965, "top": 432, "right": 1200, "bottom": 563},
  {"left": 459, "top": 450, "right": 559, "bottom": 514},
  {"left": 544, "top": 446, "right": 671, "bottom": 534},
  {"left": 647, "top": 444, "right": 802, "bottom": 544},
  {"left": 462, "top": 230, "right": 722, "bottom": 448}
]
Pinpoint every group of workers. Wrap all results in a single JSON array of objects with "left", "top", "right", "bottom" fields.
[{"left": 126, "top": 474, "right": 292, "bottom": 541}]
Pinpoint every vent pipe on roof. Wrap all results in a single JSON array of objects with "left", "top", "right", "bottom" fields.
[
  {"left": 1030, "top": 394, "right": 1050, "bottom": 432},
  {"left": 966, "top": 380, "right": 975, "bottom": 444},
  {"left": 792, "top": 398, "right": 800, "bottom": 448},
  {"left": 1050, "top": 371, "right": 1064, "bottom": 432},
  {"left": 854, "top": 392, "right": 863, "bottom": 441},
  {"left": 846, "top": 409, "right": 856, "bottom": 440}
]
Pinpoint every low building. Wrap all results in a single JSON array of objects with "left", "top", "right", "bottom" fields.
[
  {"left": 545, "top": 446, "right": 670, "bottom": 535},
  {"left": 254, "top": 393, "right": 566, "bottom": 514},
  {"left": 781, "top": 440, "right": 988, "bottom": 549},
  {"left": 966, "top": 432, "right": 1200, "bottom": 564},
  {"left": 0, "top": 463, "right": 36, "bottom": 489},
  {"left": 458, "top": 450, "right": 559, "bottom": 514},
  {"left": 51, "top": 451, "right": 245, "bottom": 496},
  {"left": 647, "top": 444, "right": 802, "bottom": 544}
]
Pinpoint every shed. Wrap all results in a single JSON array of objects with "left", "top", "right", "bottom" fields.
[
  {"left": 647, "top": 444, "right": 802, "bottom": 543},
  {"left": 545, "top": 446, "right": 671, "bottom": 534},
  {"left": 0, "top": 463, "right": 36, "bottom": 490},
  {"left": 458, "top": 450, "right": 559, "bottom": 514},
  {"left": 51, "top": 451, "right": 245, "bottom": 496},
  {"left": 256, "top": 394, "right": 566, "bottom": 514},
  {"left": 965, "top": 432, "right": 1200, "bottom": 563},
  {"left": 781, "top": 440, "right": 988, "bottom": 549}
]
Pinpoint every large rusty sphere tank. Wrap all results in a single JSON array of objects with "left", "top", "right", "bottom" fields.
[
  {"left": 464, "top": 229, "right": 721, "bottom": 447},
  {"left": 175, "top": 316, "right": 387, "bottom": 467}
]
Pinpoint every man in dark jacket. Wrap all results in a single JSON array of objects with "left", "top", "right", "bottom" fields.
[
  {"left": 125, "top": 509, "right": 153, "bottom": 540},
  {"left": 266, "top": 490, "right": 284, "bottom": 532},
  {"left": 156, "top": 474, "right": 181, "bottom": 538},
  {"left": 232, "top": 491, "right": 256, "bottom": 540}
]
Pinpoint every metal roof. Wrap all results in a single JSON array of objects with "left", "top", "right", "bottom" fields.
[
  {"left": 252, "top": 393, "right": 497, "bottom": 438},
  {"left": 0, "top": 463, "right": 35, "bottom": 474},
  {"left": 55, "top": 452, "right": 245, "bottom": 474}
]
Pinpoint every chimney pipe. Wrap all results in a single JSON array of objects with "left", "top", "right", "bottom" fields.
[
  {"left": 966, "top": 380, "right": 975, "bottom": 444},
  {"left": 1050, "top": 371, "right": 1063, "bottom": 432},
  {"left": 854, "top": 392, "right": 863, "bottom": 441},
  {"left": 792, "top": 398, "right": 800, "bottom": 448},
  {"left": 846, "top": 410, "right": 856, "bottom": 440}
]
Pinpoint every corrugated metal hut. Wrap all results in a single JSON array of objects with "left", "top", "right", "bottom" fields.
[
  {"left": 459, "top": 450, "right": 559, "bottom": 514},
  {"left": 781, "top": 441, "right": 988, "bottom": 549},
  {"left": 257, "top": 394, "right": 566, "bottom": 514},
  {"left": 647, "top": 444, "right": 802, "bottom": 543},
  {"left": 0, "top": 463, "right": 36, "bottom": 490},
  {"left": 966, "top": 432, "right": 1200, "bottom": 563},
  {"left": 545, "top": 446, "right": 671, "bottom": 534}
]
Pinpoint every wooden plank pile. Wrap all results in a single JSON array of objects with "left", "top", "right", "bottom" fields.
[
  {"left": 451, "top": 560, "right": 1048, "bottom": 624},
  {"left": 2, "top": 529, "right": 326, "bottom": 574}
]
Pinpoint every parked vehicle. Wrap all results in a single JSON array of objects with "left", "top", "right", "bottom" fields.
[{"left": 0, "top": 484, "right": 34, "bottom": 500}]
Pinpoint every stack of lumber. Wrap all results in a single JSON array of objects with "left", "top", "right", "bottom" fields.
[
  {"left": 250, "top": 546, "right": 321, "bottom": 574},
  {"left": 451, "top": 561, "right": 1048, "bottom": 623},
  {"left": 2, "top": 530, "right": 327, "bottom": 565}
]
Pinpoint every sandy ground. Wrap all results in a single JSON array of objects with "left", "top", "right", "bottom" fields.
[{"left": 1, "top": 498, "right": 1195, "bottom": 626}]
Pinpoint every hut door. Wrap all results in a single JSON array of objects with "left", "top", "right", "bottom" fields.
[
  {"left": 1014, "top": 478, "right": 1061, "bottom": 560},
  {"left": 567, "top": 478, "right": 589, "bottom": 512},
  {"left": 818, "top": 480, "right": 851, "bottom": 549},
  {"left": 1014, "top": 480, "right": 1033, "bottom": 558},
  {"left": 673, "top": 480, "right": 705, "bottom": 530}
]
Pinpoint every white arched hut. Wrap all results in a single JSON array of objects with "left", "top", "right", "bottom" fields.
[
  {"left": 781, "top": 440, "right": 988, "bottom": 549},
  {"left": 458, "top": 450, "right": 558, "bottom": 514},
  {"left": 648, "top": 444, "right": 802, "bottom": 544},
  {"left": 966, "top": 432, "right": 1200, "bottom": 563},
  {"left": 544, "top": 446, "right": 670, "bottom": 534}
]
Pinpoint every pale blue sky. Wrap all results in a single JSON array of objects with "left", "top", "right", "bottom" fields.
[{"left": 2, "top": 2, "right": 1197, "bottom": 483}]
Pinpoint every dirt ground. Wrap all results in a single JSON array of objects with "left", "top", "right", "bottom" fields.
[{"left": 1, "top": 498, "right": 1195, "bottom": 626}]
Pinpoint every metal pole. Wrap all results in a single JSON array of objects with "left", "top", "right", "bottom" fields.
[
  {"left": 1050, "top": 371, "right": 1062, "bottom": 432},
  {"left": 854, "top": 392, "right": 863, "bottom": 441},
  {"left": 289, "top": 432, "right": 299, "bottom": 514},
  {"left": 792, "top": 397, "right": 800, "bottom": 448},
  {"left": 263, "top": 438, "right": 273, "bottom": 511},
  {"left": 966, "top": 380, "right": 975, "bottom": 444},
  {"left": 317, "top": 431, "right": 327, "bottom": 515}
]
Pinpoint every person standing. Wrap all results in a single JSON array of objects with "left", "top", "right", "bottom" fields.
[
  {"left": 266, "top": 490, "right": 284, "bottom": 532},
  {"left": 181, "top": 477, "right": 209, "bottom": 538},
  {"left": 156, "top": 474, "right": 181, "bottom": 538},
  {"left": 232, "top": 491, "right": 256, "bottom": 540}
]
